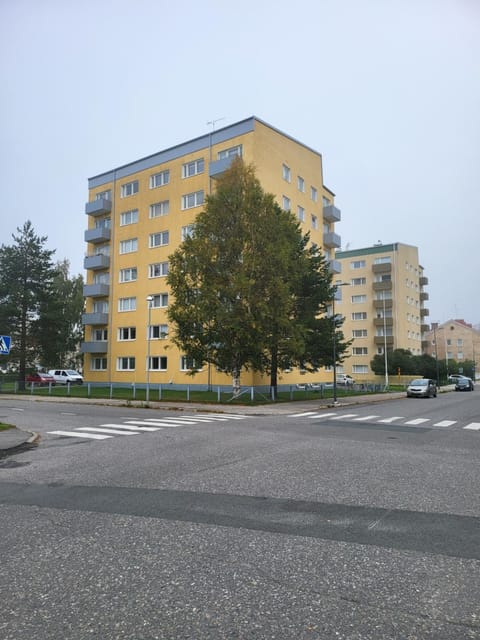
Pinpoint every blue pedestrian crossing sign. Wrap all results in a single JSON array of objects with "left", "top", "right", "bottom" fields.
[{"left": 0, "top": 335, "right": 11, "bottom": 355}]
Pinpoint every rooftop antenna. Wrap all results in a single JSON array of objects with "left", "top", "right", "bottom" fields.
[
  {"left": 207, "top": 117, "right": 225, "bottom": 191},
  {"left": 207, "top": 117, "right": 225, "bottom": 131}
]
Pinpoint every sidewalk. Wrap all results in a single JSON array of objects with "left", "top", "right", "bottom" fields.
[{"left": 0, "top": 427, "right": 39, "bottom": 453}]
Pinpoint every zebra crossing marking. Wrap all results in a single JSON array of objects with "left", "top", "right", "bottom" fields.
[
  {"left": 48, "top": 430, "right": 112, "bottom": 440},
  {"left": 100, "top": 423, "right": 161, "bottom": 432},
  {"left": 330, "top": 413, "right": 359, "bottom": 420},
  {"left": 353, "top": 415, "right": 381, "bottom": 421},
  {"left": 404, "top": 418, "right": 430, "bottom": 425},
  {"left": 77, "top": 427, "right": 139, "bottom": 436},
  {"left": 433, "top": 420, "right": 457, "bottom": 427},
  {"left": 307, "top": 412, "right": 337, "bottom": 419},
  {"left": 464, "top": 423, "right": 480, "bottom": 431},
  {"left": 377, "top": 416, "right": 405, "bottom": 423}
]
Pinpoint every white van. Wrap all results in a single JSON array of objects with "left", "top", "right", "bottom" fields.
[{"left": 48, "top": 369, "right": 83, "bottom": 385}]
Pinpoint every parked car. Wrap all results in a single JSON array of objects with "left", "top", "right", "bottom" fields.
[
  {"left": 455, "top": 377, "right": 474, "bottom": 391},
  {"left": 448, "top": 374, "right": 465, "bottom": 383},
  {"left": 26, "top": 372, "right": 56, "bottom": 386},
  {"left": 338, "top": 374, "right": 355, "bottom": 385},
  {"left": 48, "top": 369, "right": 83, "bottom": 385},
  {"left": 406, "top": 378, "right": 437, "bottom": 398}
]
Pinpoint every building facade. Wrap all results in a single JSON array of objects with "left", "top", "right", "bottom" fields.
[
  {"left": 424, "top": 319, "right": 480, "bottom": 378},
  {"left": 334, "top": 243, "right": 429, "bottom": 380},
  {"left": 82, "top": 117, "right": 342, "bottom": 387}
]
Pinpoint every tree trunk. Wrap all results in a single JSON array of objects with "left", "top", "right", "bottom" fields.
[{"left": 232, "top": 367, "right": 241, "bottom": 397}]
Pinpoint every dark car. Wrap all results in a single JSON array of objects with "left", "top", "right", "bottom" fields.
[
  {"left": 455, "top": 377, "right": 474, "bottom": 391},
  {"left": 26, "top": 372, "right": 56, "bottom": 386},
  {"left": 406, "top": 378, "right": 437, "bottom": 398}
]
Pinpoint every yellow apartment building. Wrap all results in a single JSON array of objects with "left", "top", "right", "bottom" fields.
[
  {"left": 424, "top": 320, "right": 480, "bottom": 377},
  {"left": 82, "top": 117, "right": 342, "bottom": 387},
  {"left": 334, "top": 243, "right": 429, "bottom": 381}
]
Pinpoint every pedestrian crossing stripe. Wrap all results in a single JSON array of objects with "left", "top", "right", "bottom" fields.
[
  {"left": 288, "top": 413, "right": 480, "bottom": 431},
  {"left": 464, "top": 423, "right": 480, "bottom": 431},
  {"left": 48, "top": 430, "right": 112, "bottom": 440}
]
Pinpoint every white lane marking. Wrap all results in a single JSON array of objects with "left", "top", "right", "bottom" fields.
[
  {"left": 140, "top": 417, "right": 198, "bottom": 425},
  {"left": 10, "top": 408, "right": 24, "bottom": 412},
  {"left": 308, "top": 412, "right": 337, "bottom": 419},
  {"left": 433, "top": 420, "right": 457, "bottom": 427},
  {"left": 289, "top": 411, "right": 318, "bottom": 417},
  {"left": 125, "top": 420, "right": 190, "bottom": 428},
  {"left": 194, "top": 414, "right": 247, "bottom": 420},
  {"left": 377, "top": 416, "right": 405, "bottom": 423},
  {"left": 100, "top": 423, "right": 161, "bottom": 432},
  {"left": 77, "top": 427, "right": 139, "bottom": 436},
  {"left": 464, "top": 423, "right": 480, "bottom": 431},
  {"left": 404, "top": 418, "right": 430, "bottom": 425},
  {"left": 48, "top": 430, "right": 112, "bottom": 440},
  {"left": 330, "top": 413, "right": 359, "bottom": 420},
  {"left": 353, "top": 415, "right": 380, "bottom": 421}
]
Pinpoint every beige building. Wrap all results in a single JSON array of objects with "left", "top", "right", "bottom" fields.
[
  {"left": 334, "top": 243, "right": 429, "bottom": 380},
  {"left": 424, "top": 320, "right": 480, "bottom": 378},
  {"left": 82, "top": 117, "right": 342, "bottom": 387}
]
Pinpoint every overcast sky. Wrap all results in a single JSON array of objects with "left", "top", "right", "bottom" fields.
[{"left": 1, "top": 0, "right": 479, "bottom": 325}]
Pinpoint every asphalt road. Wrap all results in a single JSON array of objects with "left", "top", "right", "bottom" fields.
[{"left": 0, "top": 393, "right": 479, "bottom": 639}]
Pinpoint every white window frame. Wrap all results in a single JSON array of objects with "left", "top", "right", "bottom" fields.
[
  {"left": 181, "top": 190, "right": 204, "bottom": 210},
  {"left": 352, "top": 295, "right": 367, "bottom": 304},
  {"left": 352, "top": 347, "right": 368, "bottom": 355},
  {"left": 180, "top": 356, "right": 198, "bottom": 371},
  {"left": 282, "top": 164, "right": 291, "bottom": 182},
  {"left": 119, "top": 238, "right": 138, "bottom": 254},
  {"left": 149, "top": 231, "right": 169, "bottom": 248},
  {"left": 352, "top": 312, "right": 367, "bottom": 320},
  {"left": 297, "top": 206, "right": 305, "bottom": 222},
  {"left": 351, "top": 260, "right": 366, "bottom": 269},
  {"left": 282, "top": 196, "right": 291, "bottom": 211},
  {"left": 310, "top": 186, "right": 318, "bottom": 202},
  {"left": 120, "top": 181, "right": 139, "bottom": 198},
  {"left": 352, "top": 365, "right": 369, "bottom": 374},
  {"left": 182, "top": 158, "right": 204, "bottom": 178},
  {"left": 352, "top": 329, "right": 368, "bottom": 338},
  {"left": 91, "top": 357, "right": 108, "bottom": 370},
  {"left": 118, "top": 327, "right": 136, "bottom": 341},
  {"left": 151, "top": 293, "right": 169, "bottom": 308},
  {"left": 149, "top": 262, "right": 169, "bottom": 278},
  {"left": 218, "top": 145, "right": 242, "bottom": 160},
  {"left": 148, "top": 324, "right": 168, "bottom": 340},
  {"left": 181, "top": 224, "right": 195, "bottom": 240},
  {"left": 118, "top": 297, "right": 136, "bottom": 312},
  {"left": 297, "top": 176, "right": 305, "bottom": 192},
  {"left": 147, "top": 356, "right": 168, "bottom": 371},
  {"left": 95, "top": 190, "right": 111, "bottom": 201},
  {"left": 149, "top": 201, "right": 169, "bottom": 218},
  {"left": 117, "top": 357, "right": 135, "bottom": 371},
  {"left": 149, "top": 170, "right": 170, "bottom": 189},
  {"left": 311, "top": 214, "right": 318, "bottom": 230},
  {"left": 120, "top": 209, "right": 138, "bottom": 226},
  {"left": 119, "top": 267, "right": 137, "bottom": 283}
]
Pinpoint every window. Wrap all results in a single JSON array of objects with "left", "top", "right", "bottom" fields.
[
  {"left": 353, "top": 347, "right": 368, "bottom": 355},
  {"left": 119, "top": 238, "right": 138, "bottom": 254},
  {"left": 282, "top": 196, "right": 291, "bottom": 211},
  {"left": 93, "top": 301, "right": 108, "bottom": 313},
  {"left": 95, "top": 190, "right": 111, "bottom": 201},
  {"left": 147, "top": 356, "right": 168, "bottom": 371},
  {"left": 180, "top": 356, "right": 198, "bottom": 370},
  {"left": 182, "top": 158, "right": 204, "bottom": 178},
  {"left": 91, "top": 357, "right": 107, "bottom": 370},
  {"left": 456, "top": 339, "right": 463, "bottom": 346},
  {"left": 95, "top": 217, "right": 110, "bottom": 229},
  {"left": 374, "top": 256, "right": 391, "bottom": 264},
  {"left": 150, "top": 201, "right": 169, "bottom": 218},
  {"left": 149, "top": 231, "right": 169, "bottom": 248},
  {"left": 311, "top": 186, "right": 318, "bottom": 202},
  {"left": 218, "top": 145, "right": 242, "bottom": 160},
  {"left": 352, "top": 295, "right": 367, "bottom": 304},
  {"left": 282, "top": 164, "right": 291, "bottom": 182},
  {"left": 117, "top": 357, "right": 135, "bottom": 371},
  {"left": 120, "top": 209, "right": 138, "bottom": 226},
  {"left": 311, "top": 214, "right": 318, "bottom": 230},
  {"left": 351, "top": 277, "right": 366, "bottom": 286},
  {"left": 148, "top": 324, "right": 168, "bottom": 339},
  {"left": 352, "top": 312, "right": 367, "bottom": 320},
  {"left": 322, "top": 196, "right": 330, "bottom": 206},
  {"left": 93, "top": 272, "right": 109, "bottom": 284},
  {"left": 151, "top": 293, "right": 168, "bottom": 308},
  {"left": 93, "top": 244, "right": 110, "bottom": 256},
  {"left": 150, "top": 170, "right": 170, "bottom": 189},
  {"left": 353, "top": 365, "right": 369, "bottom": 374},
  {"left": 120, "top": 181, "right": 139, "bottom": 197},
  {"left": 352, "top": 329, "right": 368, "bottom": 337},
  {"left": 119, "top": 267, "right": 137, "bottom": 283},
  {"left": 351, "top": 260, "right": 366, "bottom": 269},
  {"left": 297, "top": 176, "right": 305, "bottom": 192},
  {"left": 181, "top": 224, "right": 195, "bottom": 240},
  {"left": 149, "top": 262, "right": 169, "bottom": 278},
  {"left": 457, "top": 352, "right": 464, "bottom": 360},
  {"left": 92, "top": 328, "right": 108, "bottom": 341},
  {"left": 182, "top": 190, "right": 204, "bottom": 209},
  {"left": 118, "top": 297, "right": 136, "bottom": 312},
  {"left": 297, "top": 206, "right": 305, "bottom": 222},
  {"left": 118, "top": 327, "right": 136, "bottom": 341}
]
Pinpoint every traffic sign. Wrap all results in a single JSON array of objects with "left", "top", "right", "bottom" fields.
[{"left": 0, "top": 335, "right": 11, "bottom": 355}]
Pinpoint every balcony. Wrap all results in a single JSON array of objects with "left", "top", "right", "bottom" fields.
[
  {"left": 323, "top": 204, "right": 341, "bottom": 223},
  {"left": 209, "top": 157, "right": 234, "bottom": 179},
  {"left": 374, "top": 336, "right": 394, "bottom": 346},
  {"left": 81, "top": 341, "right": 108, "bottom": 354},
  {"left": 84, "top": 254, "right": 110, "bottom": 270},
  {"left": 420, "top": 276, "right": 429, "bottom": 286},
  {"left": 83, "top": 283, "right": 109, "bottom": 298},
  {"left": 328, "top": 259, "right": 341, "bottom": 274},
  {"left": 421, "top": 324, "right": 430, "bottom": 333},
  {"left": 85, "top": 227, "right": 111, "bottom": 244},
  {"left": 373, "top": 281, "right": 392, "bottom": 292},
  {"left": 420, "top": 307, "right": 430, "bottom": 317},
  {"left": 421, "top": 340, "right": 430, "bottom": 351},
  {"left": 420, "top": 291, "right": 429, "bottom": 301},
  {"left": 373, "top": 317, "right": 393, "bottom": 327},
  {"left": 373, "top": 298, "right": 393, "bottom": 310},
  {"left": 323, "top": 231, "right": 341, "bottom": 249},
  {"left": 82, "top": 312, "right": 108, "bottom": 326},
  {"left": 372, "top": 263, "right": 392, "bottom": 274},
  {"left": 85, "top": 198, "right": 112, "bottom": 216}
]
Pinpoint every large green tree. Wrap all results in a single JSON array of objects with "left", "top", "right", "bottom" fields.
[
  {"left": 0, "top": 221, "right": 56, "bottom": 387},
  {"left": 167, "top": 159, "right": 347, "bottom": 396}
]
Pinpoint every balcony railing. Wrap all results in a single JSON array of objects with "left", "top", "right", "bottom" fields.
[
  {"left": 373, "top": 281, "right": 392, "bottom": 291},
  {"left": 420, "top": 308, "right": 430, "bottom": 317},
  {"left": 81, "top": 341, "right": 108, "bottom": 353},
  {"left": 373, "top": 298, "right": 393, "bottom": 310},
  {"left": 85, "top": 227, "right": 111, "bottom": 244},
  {"left": 84, "top": 254, "right": 110, "bottom": 270},
  {"left": 209, "top": 157, "right": 234, "bottom": 179},
  {"left": 323, "top": 204, "right": 341, "bottom": 223},
  {"left": 419, "top": 276, "right": 429, "bottom": 286},
  {"left": 373, "top": 317, "right": 393, "bottom": 327},
  {"left": 372, "top": 263, "right": 392, "bottom": 273},
  {"left": 85, "top": 198, "right": 112, "bottom": 216},
  {"left": 82, "top": 312, "right": 109, "bottom": 325},
  {"left": 420, "top": 291, "right": 429, "bottom": 301},
  {"left": 323, "top": 231, "right": 341, "bottom": 249},
  {"left": 83, "top": 283, "right": 109, "bottom": 298},
  {"left": 374, "top": 335, "right": 394, "bottom": 345}
]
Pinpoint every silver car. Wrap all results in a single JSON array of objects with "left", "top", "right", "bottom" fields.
[{"left": 406, "top": 378, "right": 437, "bottom": 398}]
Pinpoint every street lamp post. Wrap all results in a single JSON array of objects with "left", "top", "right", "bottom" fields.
[
  {"left": 332, "top": 282, "right": 349, "bottom": 405},
  {"left": 382, "top": 291, "right": 389, "bottom": 389},
  {"left": 433, "top": 324, "right": 440, "bottom": 385},
  {"left": 146, "top": 295, "right": 153, "bottom": 403}
]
